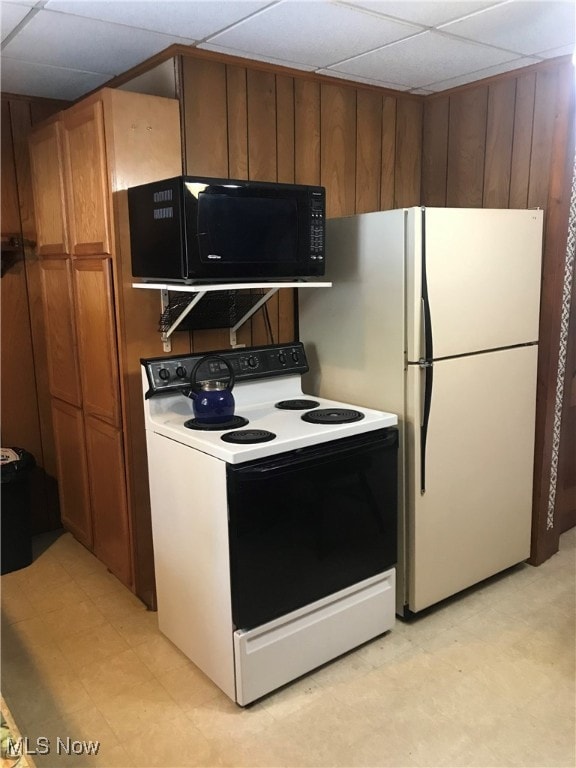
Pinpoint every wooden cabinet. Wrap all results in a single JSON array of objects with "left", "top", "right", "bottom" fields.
[
  {"left": 40, "top": 258, "right": 82, "bottom": 406},
  {"left": 62, "top": 101, "right": 111, "bottom": 256},
  {"left": 85, "top": 415, "right": 131, "bottom": 585},
  {"left": 29, "top": 87, "right": 182, "bottom": 604},
  {"left": 73, "top": 258, "right": 120, "bottom": 425},
  {"left": 28, "top": 120, "right": 69, "bottom": 256},
  {"left": 51, "top": 399, "right": 92, "bottom": 548}
]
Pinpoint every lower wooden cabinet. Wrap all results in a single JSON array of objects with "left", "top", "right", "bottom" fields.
[
  {"left": 51, "top": 398, "right": 92, "bottom": 548},
  {"left": 85, "top": 415, "right": 133, "bottom": 586}
]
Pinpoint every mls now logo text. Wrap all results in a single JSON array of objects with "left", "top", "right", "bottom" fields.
[{"left": 6, "top": 736, "right": 100, "bottom": 756}]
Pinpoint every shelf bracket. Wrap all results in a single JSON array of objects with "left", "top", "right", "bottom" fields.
[
  {"left": 161, "top": 289, "right": 207, "bottom": 351},
  {"left": 229, "top": 287, "right": 280, "bottom": 348}
]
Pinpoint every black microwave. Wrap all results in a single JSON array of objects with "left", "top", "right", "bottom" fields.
[{"left": 127, "top": 175, "right": 326, "bottom": 283}]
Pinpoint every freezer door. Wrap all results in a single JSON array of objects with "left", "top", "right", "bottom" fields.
[
  {"left": 406, "top": 208, "right": 543, "bottom": 361},
  {"left": 405, "top": 345, "right": 537, "bottom": 612}
]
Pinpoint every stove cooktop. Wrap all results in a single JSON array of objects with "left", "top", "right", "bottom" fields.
[{"left": 141, "top": 343, "right": 398, "bottom": 463}]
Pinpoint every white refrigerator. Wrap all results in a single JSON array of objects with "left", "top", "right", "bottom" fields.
[{"left": 299, "top": 207, "right": 543, "bottom": 614}]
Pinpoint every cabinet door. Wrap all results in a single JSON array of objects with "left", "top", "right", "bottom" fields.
[
  {"left": 85, "top": 415, "right": 133, "bottom": 587},
  {"left": 29, "top": 120, "right": 69, "bottom": 256},
  {"left": 51, "top": 398, "right": 92, "bottom": 548},
  {"left": 73, "top": 258, "right": 120, "bottom": 425},
  {"left": 62, "top": 101, "right": 111, "bottom": 256},
  {"left": 40, "top": 258, "right": 82, "bottom": 406}
]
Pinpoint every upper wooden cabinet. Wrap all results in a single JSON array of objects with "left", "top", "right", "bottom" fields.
[
  {"left": 29, "top": 120, "right": 69, "bottom": 256},
  {"left": 73, "top": 258, "right": 120, "bottom": 425},
  {"left": 62, "top": 100, "right": 112, "bottom": 256}
]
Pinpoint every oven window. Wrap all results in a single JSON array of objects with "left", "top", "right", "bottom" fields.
[{"left": 226, "top": 428, "right": 398, "bottom": 630}]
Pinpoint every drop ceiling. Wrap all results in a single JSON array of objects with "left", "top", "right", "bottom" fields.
[{"left": 1, "top": 0, "right": 574, "bottom": 102}]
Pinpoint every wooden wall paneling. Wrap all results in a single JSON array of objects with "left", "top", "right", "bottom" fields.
[
  {"left": 29, "top": 98, "right": 69, "bottom": 126},
  {"left": 274, "top": 74, "right": 300, "bottom": 340},
  {"left": 247, "top": 68, "right": 278, "bottom": 182},
  {"left": 278, "top": 288, "right": 296, "bottom": 343},
  {"left": 356, "top": 90, "right": 382, "bottom": 214},
  {"left": 63, "top": 101, "right": 112, "bottom": 255},
  {"left": 527, "top": 67, "right": 560, "bottom": 210},
  {"left": 224, "top": 66, "right": 254, "bottom": 349},
  {"left": 421, "top": 96, "right": 449, "bottom": 207},
  {"left": 483, "top": 78, "right": 516, "bottom": 208},
  {"left": 380, "top": 95, "right": 397, "bottom": 211},
  {"left": 73, "top": 258, "right": 121, "bottom": 425},
  {"left": 276, "top": 75, "right": 295, "bottom": 184},
  {"left": 227, "top": 65, "right": 249, "bottom": 179},
  {"left": 181, "top": 57, "right": 228, "bottom": 176},
  {"left": 509, "top": 72, "right": 536, "bottom": 208},
  {"left": 394, "top": 98, "right": 423, "bottom": 207},
  {"left": 1, "top": 103, "right": 21, "bottom": 232},
  {"left": 557, "top": 262, "right": 576, "bottom": 532},
  {"left": 295, "top": 80, "right": 321, "bottom": 186},
  {"left": 530, "top": 61, "right": 576, "bottom": 563},
  {"left": 4, "top": 97, "right": 63, "bottom": 531},
  {"left": 247, "top": 68, "right": 279, "bottom": 346},
  {"left": 0, "top": 102, "right": 39, "bottom": 456},
  {"left": 321, "top": 83, "right": 356, "bottom": 218},
  {"left": 446, "top": 87, "right": 488, "bottom": 207},
  {"left": 0, "top": 254, "right": 43, "bottom": 467}
]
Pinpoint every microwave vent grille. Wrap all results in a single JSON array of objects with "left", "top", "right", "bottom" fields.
[{"left": 159, "top": 290, "right": 267, "bottom": 332}]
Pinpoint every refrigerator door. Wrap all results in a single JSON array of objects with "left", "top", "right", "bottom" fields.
[
  {"left": 406, "top": 208, "right": 543, "bottom": 362},
  {"left": 405, "top": 344, "right": 537, "bottom": 613}
]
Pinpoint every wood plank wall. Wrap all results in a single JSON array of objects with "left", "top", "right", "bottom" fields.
[
  {"left": 1, "top": 94, "right": 69, "bottom": 533},
  {"left": 179, "top": 56, "right": 423, "bottom": 351},
  {"left": 421, "top": 57, "right": 576, "bottom": 563}
]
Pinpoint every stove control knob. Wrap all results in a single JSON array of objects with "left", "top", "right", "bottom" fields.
[
  {"left": 176, "top": 366, "right": 187, "bottom": 378},
  {"left": 247, "top": 355, "right": 257, "bottom": 368},
  {"left": 278, "top": 353, "right": 286, "bottom": 365},
  {"left": 291, "top": 351, "right": 299, "bottom": 363},
  {"left": 158, "top": 367, "right": 170, "bottom": 381}
]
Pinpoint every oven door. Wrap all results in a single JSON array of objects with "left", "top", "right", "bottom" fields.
[{"left": 226, "top": 427, "right": 398, "bottom": 630}]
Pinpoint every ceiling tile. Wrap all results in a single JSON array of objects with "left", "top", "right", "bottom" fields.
[
  {"left": 337, "top": 0, "right": 501, "bottom": 27},
  {"left": 440, "top": 0, "right": 576, "bottom": 55},
  {"left": 205, "top": 0, "right": 423, "bottom": 68},
  {"left": 199, "top": 41, "right": 317, "bottom": 72},
  {"left": 424, "top": 54, "right": 542, "bottom": 91},
  {"left": 0, "top": 56, "right": 109, "bottom": 99},
  {"left": 1, "top": 8, "right": 196, "bottom": 74},
  {"left": 314, "top": 66, "right": 410, "bottom": 89},
  {"left": 328, "top": 29, "right": 519, "bottom": 88},
  {"left": 1, "top": 1, "right": 33, "bottom": 42},
  {"left": 44, "top": 0, "right": 273, "bottom": 40}
]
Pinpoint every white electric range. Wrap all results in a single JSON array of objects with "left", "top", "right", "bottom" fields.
[{"left": 141, "top": 342, "right": 398, "bottom": 705}]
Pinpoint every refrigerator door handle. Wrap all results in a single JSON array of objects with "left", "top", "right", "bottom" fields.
[{"left": 418, "top": 359, "right": 433, "bottom": 494}]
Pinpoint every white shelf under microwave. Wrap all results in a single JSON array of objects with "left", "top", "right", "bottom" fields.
[{"left": 132, "top": 281, "right": 332, "bottom": 350}]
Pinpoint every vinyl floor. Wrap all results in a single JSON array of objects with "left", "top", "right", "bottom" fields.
[{"left": 1, "top": 528, "right": 575, "bottom": 767}]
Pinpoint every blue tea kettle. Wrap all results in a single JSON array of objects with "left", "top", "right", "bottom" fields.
[{"left": 184, "top": 355, "right": 236, "bottom": 424}]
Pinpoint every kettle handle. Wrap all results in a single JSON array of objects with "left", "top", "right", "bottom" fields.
[{"left": 189, "top": 355, "right": 235, "bottom": 393}]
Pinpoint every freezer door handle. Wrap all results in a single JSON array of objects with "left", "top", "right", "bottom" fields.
[{"left": 418, "top": 360, "right": 433, "bottom": 494}]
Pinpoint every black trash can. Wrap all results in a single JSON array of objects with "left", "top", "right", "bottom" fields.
[{"left": 1, "top": 447, "right": 36, "bottom": 575}]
